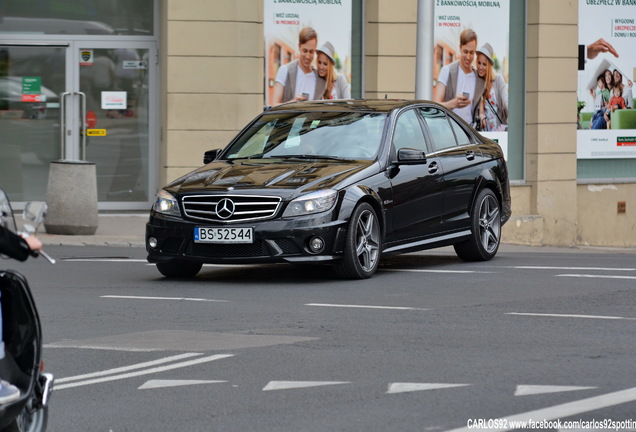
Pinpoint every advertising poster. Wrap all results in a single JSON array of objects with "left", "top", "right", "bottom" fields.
[
  {"left": 433, "top": 1, "right": 510, "bottom": 158},
  {"left": 263, "top": 0, "right": 352, "bottom": 106},
  {"left": 577, "top": 1, "right": 636, "bottom": 159}
]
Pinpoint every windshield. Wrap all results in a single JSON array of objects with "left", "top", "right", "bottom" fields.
[{"left": 224, "top": 111, "right": 387, "bottom": 160}]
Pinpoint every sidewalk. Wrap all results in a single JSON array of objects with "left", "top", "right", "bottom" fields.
[
  {"left": 39, "top": 213, "right": 148, "bottom": 247},
  {"left": 36, "top": 213, "right": 636, "bottom": 254}
]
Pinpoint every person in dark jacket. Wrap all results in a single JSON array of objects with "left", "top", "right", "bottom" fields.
[
  {"left": 0, "top": 226, "right": 41, "bottom": 261},
  {"left": 0, "top": 226, "right": 42, "bottom": 404}
]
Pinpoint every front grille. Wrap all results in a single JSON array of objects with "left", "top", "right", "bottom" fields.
[{"left": 182, "top": 194, "right": 281, "bottom": 223}]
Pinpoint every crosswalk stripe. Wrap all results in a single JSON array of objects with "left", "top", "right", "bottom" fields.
[
  {"left": 514, "top": 385, "right": 596, "bottom": 396},
  {"left": 263, "top": 381, "right": 349, "bottom": 391},
  {"left": 55, "top": 354, "right": 234, "bottom": 390},
  {"left": 387, "top": 383, "right": 470, "bottom": 394}
]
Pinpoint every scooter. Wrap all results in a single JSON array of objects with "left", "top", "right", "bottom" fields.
[{"left": 0, "top": 189, "right": 54, "bottom": 432}]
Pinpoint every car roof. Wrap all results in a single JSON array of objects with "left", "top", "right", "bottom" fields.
[{"left": 267, "top": 99, "right": 440, "bottom": 114}]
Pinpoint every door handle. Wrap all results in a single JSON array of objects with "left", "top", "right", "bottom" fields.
[
  {"left": 428, "top": 161, "right": 438, "bottom": 174},
  {"left": 466, "top": 150, "right": 475, "bottom": 161}
]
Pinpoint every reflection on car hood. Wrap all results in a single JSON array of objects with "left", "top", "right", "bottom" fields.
[{"left": 167, "top": 159, "right": 378, "bottom": 195}]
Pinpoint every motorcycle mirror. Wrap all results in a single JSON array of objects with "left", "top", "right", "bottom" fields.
[
  {"left": 23, "top": 202, "right": 47, "bottom": 226},
  {"left": 0, "top": 187, "right": 17, "bottom": 233},
  {"left": 22, "top": 202, "right": 47, "bottom": 236}
]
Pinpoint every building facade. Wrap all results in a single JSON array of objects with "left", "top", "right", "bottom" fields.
[{"left": 1, "top": 0, "right": 634, "bottom": 247}]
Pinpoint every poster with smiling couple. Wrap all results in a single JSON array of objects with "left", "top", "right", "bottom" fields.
[
  {"left": 432, "top": 0, "right": 510, "bottom": 159},
  {"left": 263, "top": 0, "right": 352, "bottom": 107},
  {"left": 577, "top": 0, "right": 636, "bottom": 159}
]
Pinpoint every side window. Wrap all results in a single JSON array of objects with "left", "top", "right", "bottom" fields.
[
  {"left": 450, "top": 117, "right": 472, "bottom": 146},
  {"left": 392, "top": 110, "right": 427, "bottom": 152},
  {"left": 419, "top": 107, "right": 457, "bottom": 152}
]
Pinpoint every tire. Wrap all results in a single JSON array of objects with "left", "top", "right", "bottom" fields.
[
  {"left": 3, "top": 403, "right": 48, "bottom": 432},
  {"left": 454, "top": 188, "right": 501, "bottom": 261},
  {"left": 335, "top": 202, "right": 381, "bottom": 279},
  {"left": 156, "top": 260, "right": 202, "bottom": 278}
]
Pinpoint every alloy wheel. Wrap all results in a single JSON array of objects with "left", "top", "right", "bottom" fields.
[
  {"left": 354, "top": 209, "right": 380, "bottom": 272},
  {"left": 478, "top": 194, "right": 501, "bottom": 254}
]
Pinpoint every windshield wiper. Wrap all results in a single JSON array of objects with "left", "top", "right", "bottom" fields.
[{"left": 265, "top": 154, "right": 347, "bottom": 161}]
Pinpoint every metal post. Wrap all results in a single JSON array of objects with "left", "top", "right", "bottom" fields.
[
  {"left": 59, "top": 92, "right": 71, "bottom": 159},
  {"left": 415, "top": 0, "right": 435, "bottom": 100},
  {"left": 78, "top": 91, "right": 87, "bottom": 161}
]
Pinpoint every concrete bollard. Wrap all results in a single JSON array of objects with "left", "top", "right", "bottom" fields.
[{"left": 45, "top": 160, "right": 99, "bottom": 235}]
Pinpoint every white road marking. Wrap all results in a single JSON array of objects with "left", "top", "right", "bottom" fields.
[
  {"left": 263, "top": 381, "right": 349, "bottom": 391},
  {"left": 55, "top": 354, "right": 234, "bottom": 390},
  {"left": 44, "top": 344, "right": 160, "bottom": 352},
  {"left": 446, "top": 386, "right": 636, "bottom": 432},
  {"left": 139, "top": 379, "right": 227, "bottom": 390},
  {"left": 507, "top": 312, "right": 636, "bottom": 321},
  {"left": 509, "top": 266, "right": 635, "bottom": 271},
  {"left": 305, "top": 303, "right": 428, "bottom": 311},
  {"left": 557, "top": 274, "right": 636, "bottom": 280},
  {"left": 56, "top": 352, "right": 203, "bottom": 384},
  {"left": 382, "top": 269, "right": 482, "bottom": 274},
  {"left": 387, "top": 383, "right": 470, "bottom": 394},
  {"left": 514, "top": 385, "right": 597, "bottom": 396},
  {"left": 101, "top": 295, "right": 228, "bottom": 302}
]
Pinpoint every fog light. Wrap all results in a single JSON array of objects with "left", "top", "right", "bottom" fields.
[
  {"left": 148, "top": 237, "right": 158, "bottom": 249},
  {"left": 308, "top": 236, "right": 325, "bottom": 253}
]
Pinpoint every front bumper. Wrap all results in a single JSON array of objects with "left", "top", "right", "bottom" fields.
[{"left": 146, "top": 212, "right": 349, "bottom": 265}]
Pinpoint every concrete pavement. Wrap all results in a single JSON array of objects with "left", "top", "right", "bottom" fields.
[{"left": 39, "top": 213, "right": 148, "bottom": 247}]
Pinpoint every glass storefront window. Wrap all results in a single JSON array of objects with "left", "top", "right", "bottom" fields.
[
  {"left": 0, "top": 0, "right": 153, "bottom": 36},
  {"left": 0, "top": 45, "right": 64, "bottom": 201}
]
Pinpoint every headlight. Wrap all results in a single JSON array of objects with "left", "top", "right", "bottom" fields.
[
  {"left": 153, "top": 190, "right": 181, "bottom": 216},
  {"left": 283, "top": 190, "right": 338, "bottom": 217}
]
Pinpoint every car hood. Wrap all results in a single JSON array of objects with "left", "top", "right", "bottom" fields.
[{"left": 166, "top": 159, "right": 378, "bottom": 196}]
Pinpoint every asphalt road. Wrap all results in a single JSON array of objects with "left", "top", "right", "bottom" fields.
[{"left": 8, "top": 244, "right": 636, "bottom": 432}]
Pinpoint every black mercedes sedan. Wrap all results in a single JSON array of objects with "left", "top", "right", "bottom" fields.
[{"left": 146, "top": 100, "right": 511, "bottom": 279}]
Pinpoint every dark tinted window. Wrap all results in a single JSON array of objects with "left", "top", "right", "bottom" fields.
[
  {"left": 392, "top": 109, "right": 427, "bottom": 152},
  {"left": 419, "top": 107, "right": 456, "bottom": 151},
  {"left": 450, "top": 117, "right": 472, "bottom": 146}
]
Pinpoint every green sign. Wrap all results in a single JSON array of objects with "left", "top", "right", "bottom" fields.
[{"left": 22, "top": 77, "right": 41, "bottom": 95}]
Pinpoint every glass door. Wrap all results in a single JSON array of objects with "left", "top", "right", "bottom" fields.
[
  {"left": 73, "top": 42, "right": 156, "bottom": 206},
  {"left": 0, "top": 41, "right": 157, "bottom": 208}
]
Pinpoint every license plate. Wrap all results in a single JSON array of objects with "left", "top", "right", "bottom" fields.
[{"left": 194, "top": 227, "right": 253, "bottom": 244}]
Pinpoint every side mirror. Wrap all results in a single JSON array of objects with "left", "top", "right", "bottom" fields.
[
  {"left": 23, "top": 202, "right": 47, "bottom": 235},
  {"left": 203, "top": 149, "right": 221, "bottom": 164},
  {"left": 397, "top": 148, "right": 427, "bottom": 164}
]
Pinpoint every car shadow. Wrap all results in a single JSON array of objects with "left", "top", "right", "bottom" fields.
[{"left": 151, "top": 253, "right": 465, "bottom": 284}]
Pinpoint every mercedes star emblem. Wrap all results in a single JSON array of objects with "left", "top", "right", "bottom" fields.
[{"left": 215, "top": 198, "right": 235, "bottom": 219}]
